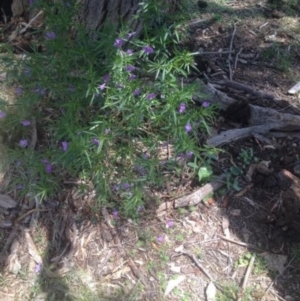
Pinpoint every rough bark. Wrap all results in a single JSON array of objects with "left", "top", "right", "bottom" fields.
[{"left": 77, "top": 0, "right": 144, "bottom": 36}]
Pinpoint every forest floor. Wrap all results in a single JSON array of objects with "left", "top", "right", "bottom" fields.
[{"left": 0, "top": 0, "right": 300, "bottom": 300}]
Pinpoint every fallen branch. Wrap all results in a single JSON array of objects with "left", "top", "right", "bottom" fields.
[
  {"left": 219, "top": 235, "right": 264, "bottom": 251},
  {"left": 228, "top": 23, "right": 237, "bottom": 80},
  {"left": 206, "top": 122, "right": 299, "bottom": 147},
  {"left": 174, "top": 174, "right": 226, "bottom": 208},
  {"left": 214, "top": 80, "right": 278, "bottom": 101}
]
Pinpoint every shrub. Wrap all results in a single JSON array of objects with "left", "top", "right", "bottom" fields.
[{"left": 0, "top": 0, "right": 216, "bottom": 217}]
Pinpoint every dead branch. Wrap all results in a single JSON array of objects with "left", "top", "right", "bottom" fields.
[
  {"left": 174, "top": 174, "right": 226, "bottom": 208},
  {"left": 214, "top": 80, "right": 278, "bottom": 101},
  {"left": 206, "top": 123, "right": 294, "bottom": 147},
  {"left": 228, "top": 23, "right": 237, "bottom": 80},
  {"left": 219, "top": 235, "right": 264, "bottom": 251}
]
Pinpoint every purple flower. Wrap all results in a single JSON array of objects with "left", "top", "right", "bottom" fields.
[
  {"left": 129, "top": 74, "right": 136, "bottom": 80},
  {"left": 19, "top": 139, "right": 28, "bottom": 148},
  {"left": 99, "top": 83, "right": 106, "bottom": 91},
  {"left": 103, "top": 74, "right": 110, "bottom": 83},
  {"left": 114, "top": 38, "right": 124, "bottom": 48},
  {"left": 61, "top": 141, "right": 68, "bottom": 152},
  {"left": 34, "top": 263, "right": 42, "bottom": 273},
  {"left": 15, "top": 87, "right": 22, "bottom": 96},
  {"left": 135, "top": 165, "right": 147, "bottom": 176},
  {"left": 112, "top": 210, "right": 119, "bottom": 218},
  {"left": 68, "top": 84, "right": 75, "bottom": 92},
  {"left": 146, "top": 93, "right": 156, "bottom": 100},
  {"left": 125, "top": 65, "right": 135, "bottom": 72},
  {"left": 45, "top": 31, "right": 56, "bottom": 40},
  {"left": 92, "top": 138, "right": 100, "bottom": 147},
  {"left": 126, "top": 49, "right": 133, "bottom": 56},
  {"left": 166, "top": 220, "right": 174, "bottom": 228},
  {"left": 45, "top": 164, "right": 52, "bottom": 174},
  {"left": 143, "top": 46, "right": 154, "bottom": 54},
  {"left": 157, "top": 235, "right": 164, "bottom": 244},
  {"left": 133, "top": 88, "right": 140, "bottom": 96},
  {"left": 127, "top": 32, "right": 136, "bottom": 39},
  {"left": 137, "top": 205, "right": 143, "bottom": 212},
  {"left": 186, "top": 151, "right": 193, "bottom": 158},
  {"left": 121, "top": 183, "right": 132, "bottom": 190},
  {"left": 21, "top": 120, "right": 31, "bottom": 126},
  {"left": 202, "top": 101, "right": 210, "bottom": 108},
  {"left": 185, "top": 122, "right": 192, "bottom": 133},
  {"left": 112, "top": 184, "right": 119, "bottom": 192},
  {"left": 178, "top": 103, "right": 186, "bottom": 114},
  {"left": 104, "top": 128, "right": 111, "bottom": 134}
]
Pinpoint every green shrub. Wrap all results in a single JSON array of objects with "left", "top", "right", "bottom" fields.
[{"left": 0, "top": 0, "right": 216, "bottom": 217}]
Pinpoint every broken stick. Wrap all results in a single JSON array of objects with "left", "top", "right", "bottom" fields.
[{"left": 174, "top": 174, "right": 226, "bottom": 208}]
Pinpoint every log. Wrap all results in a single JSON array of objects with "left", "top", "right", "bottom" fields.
[
  {"left": 203, "top": 82, "right": 300, "bottom": 146},
  {"left": 174, "top": 174, "right": 226, "bottom": 208}
]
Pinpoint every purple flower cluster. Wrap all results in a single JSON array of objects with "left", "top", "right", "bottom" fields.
[
  {"left": 178, "top": 103, "right": 186, "bottom": 114},
  {"left": 0, "top": 111, "right": 6, "bottom": 118},
  {"left": 41, "top": 159, "right": 53, "bottom": 174},
  {"left": 112, "top": 182, "right": 133, "bottom": 192}
]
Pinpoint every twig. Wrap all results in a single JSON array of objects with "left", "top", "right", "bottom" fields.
[
  {"left": 20, "top": 10, "right": 44, "bottom": 34},
  {"left": 219, "top": 235, "right": 264, "bottom": 251},
  {"left": 237, "top": 253, "right": 256, "bottom": 301},
  {"left": 14, "top": 208, "right": 50, "bottom": 224},
  {"left": 228, "top": 23, "right": 237, "bottom": 80},
  {"left": 192, "top": 51, "right": 235, "bottom": 55},
  {"left": 180, "top": 249, "right": 214, "bottom": 281},
  {"left": 234, "top": 48, "right": 243, "bottom": 69}
]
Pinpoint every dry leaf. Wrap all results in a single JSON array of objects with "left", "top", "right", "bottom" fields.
[
  {"left": 0, "top": 194, "right": 17, "bottom": 209},
  {"left": 8, "top": 253, "right": 21, "bottom": 274},
  {"left": 168, "top": 262, "right": 181, "bottom": 273},
  {"left": 25, "top": 232, "right": 42, "bottom": 264},
  {"left": 164, "top": 275, "right": 185, "bottom": 296},
  {"left": 206, "top": 282, "right": 216, "bottom": 301}
]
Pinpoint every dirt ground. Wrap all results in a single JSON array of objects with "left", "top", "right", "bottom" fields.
[{"left": 0, "top": 0, "right": 300, "bottom": 300}]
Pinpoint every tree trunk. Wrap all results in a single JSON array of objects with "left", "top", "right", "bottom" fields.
[{"left": 77, "top": 0, "right": 144, "bottom": 36}]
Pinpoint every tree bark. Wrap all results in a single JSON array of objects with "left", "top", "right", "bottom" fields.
[{"left": 77, "top": 0, "right": 144, "bottom": 36}]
